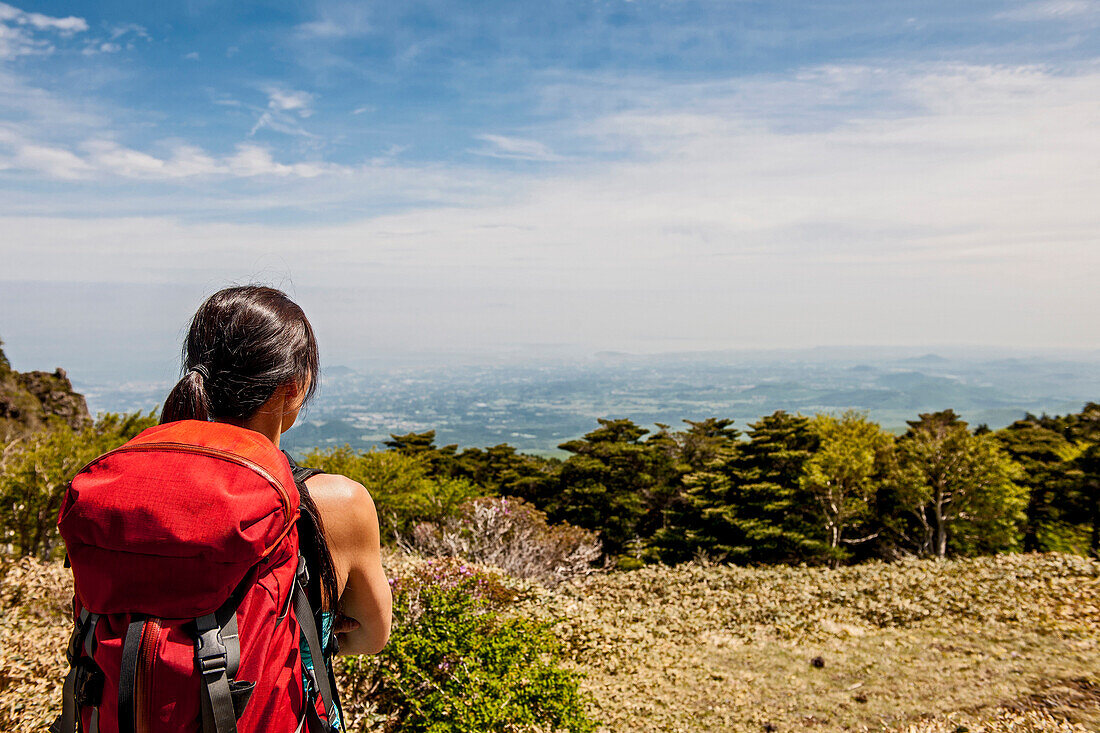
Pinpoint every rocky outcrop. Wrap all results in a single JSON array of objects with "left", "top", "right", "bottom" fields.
[{"left": 0, "top": 340, "right": 91, "bottom": 437}]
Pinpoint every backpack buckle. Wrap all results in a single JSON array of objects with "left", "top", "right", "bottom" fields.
[
  {"left": 74, "top": 658, "right": 104, "bottom": 707},
  {"left": 194, "top": 616, "right": 229, "bottom": 676}
]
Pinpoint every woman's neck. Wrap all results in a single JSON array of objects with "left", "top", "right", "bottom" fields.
[{"left": 219, "top": 384, "right": 297, "bottom": 447}]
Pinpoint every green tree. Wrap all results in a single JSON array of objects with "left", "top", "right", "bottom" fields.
[
  {"left": 452, "top": 444, "right": 557, "bottom": 503},
  {"left": 800, "top": 412, "right": 893, "bottom": 563},
  {"left": 729, "top": 411, "right": 825, "bottom": 563},
  {"left": 550, "top": 419, "right": 661, "bottom": 559},
  {"left": 655, "top": 411, "right": 825, "bottom": 565},
  {"left": 1071, "top": 443, "right": 1100, "bottom": 559},
  {"left": 384, "top": 430, "right": 460, "bottom": 476},
  {"left": 302, "top": 445, "right": 482, "bottom": 542},
  {"left": 1, "top": 411, "right": 157, "bottom": 559},
  {"left": 891, "top": 410, "right": 1026, "bottom": 557},
  {"left": 996, "top": 418, "right": 1081, "bottom": 552},
  {"left": 678, "top": 418, "right": 740, "bottom": 472}
]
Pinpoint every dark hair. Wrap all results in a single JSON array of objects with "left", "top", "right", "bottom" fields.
[
  {"left": 161, "top": 285, "right": 319, "bottom": 423},
  {"left": 161, "top": 285, "right": 337, "bottom": 609}
]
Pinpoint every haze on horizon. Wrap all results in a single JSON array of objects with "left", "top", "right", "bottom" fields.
[{"left": 1, "top": 1, "right": 1099, "bottom": 382}]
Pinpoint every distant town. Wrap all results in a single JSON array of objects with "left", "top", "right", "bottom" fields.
[{"left": 74, "top": 348, "right": 1100, "bottom": 457}]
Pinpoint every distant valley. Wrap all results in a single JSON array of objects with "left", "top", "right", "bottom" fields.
[{"left": 74, "top": 347, "right": 1100, "bottom": 457}]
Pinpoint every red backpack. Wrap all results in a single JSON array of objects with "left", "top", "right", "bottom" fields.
[{"left": 52, "top": 420, "right": 337, "bottom": 733}]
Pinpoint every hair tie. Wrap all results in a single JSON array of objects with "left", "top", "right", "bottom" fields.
[{"left": 189, "top": 364, "right": 211, "bottom": 380}]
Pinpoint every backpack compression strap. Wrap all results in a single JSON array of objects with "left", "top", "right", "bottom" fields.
[
  {"left": 51, "top": 608, "right": 103, "bottom": 733},
  {"left": 295, "top": 557, "right": 337, "bottom": 729},
  {"left": 194, "top": 601, "right": 242, "bottom": 733}
]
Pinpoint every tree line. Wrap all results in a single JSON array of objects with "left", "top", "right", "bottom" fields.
[
  {"left": 2, "top": 405, "right": 1098, "bottom": 567},
  {"left": 381, "top": 404, "right": 1100, "bottom": 566}
]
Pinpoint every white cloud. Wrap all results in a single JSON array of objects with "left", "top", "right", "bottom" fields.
[
  {"left": 998, "top": 0, "right": 1099, "bottom": 20},
  {"left": 2, "top": 63, "right": 1100, "bottom": 349},
  {"left": 0, "top": 3, "right": 86, "bottom": 60},
  {"left": 11, "top": 142, "right": 93, "bottom": 178},
  {"left": 226, "top": 144, "right": 330, "bottom": 178},
  {"left": 0, "top": 3, "right": 87, "bottom": 34},
  {"left": 10, "top": 62, "right": 1100, "bottom": 348},
  {"left": 295, "top": 4, "right": 372, "bottom": 38},
  {"left": 248, "top": 88, "right": 317, "bottom": 136},
  {"left": 0, "top": 127, "right": 338, "bottom": 181},
  {"left": 109, "top": 23, "right": 149, "bottom": 41},
  {"left": 472, "top": 134, "right": 564, "bottom": 162},
  {"left": 267, "top": 88, "right": 314, "bottom": 116}
]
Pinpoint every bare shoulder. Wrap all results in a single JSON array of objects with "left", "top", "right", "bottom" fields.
[{"left": 304, "top": 472, "right": 373, "bottom": 506}]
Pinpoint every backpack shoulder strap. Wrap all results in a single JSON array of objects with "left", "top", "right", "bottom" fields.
[{"left": 283, "top": 450, "right": 325, "bottom": 485}]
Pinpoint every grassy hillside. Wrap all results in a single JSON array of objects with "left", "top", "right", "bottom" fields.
[{"left": 2, "top": 554, "right": 1098, "bottom": 732}]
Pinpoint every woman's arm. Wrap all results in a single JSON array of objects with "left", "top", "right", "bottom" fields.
[{"left": 305, "top": 473, "right": 392, "bottom": 655}]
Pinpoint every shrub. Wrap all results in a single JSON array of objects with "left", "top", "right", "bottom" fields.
[
  {"left": 406, "top": 496, "right": 602, "bottom": 586},
  {"left": 0, "top": 412, "right": 157, "bottom": 559},
  {"left": 302, "top": 446, "right": 483, "bottom": 541},
  {"left": 339, "top": 558, "right": 596, "bottom": 733}
]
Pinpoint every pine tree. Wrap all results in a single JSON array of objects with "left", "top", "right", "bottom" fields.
[
  {"left": 655, "top": 411, "right": 826, "bottom": 564},
  {"left": 996, "top": 418, "right": 1078, "bottom": 552},
  {"left": 551, "top": 419, "right": 659, "bottom": 559}
]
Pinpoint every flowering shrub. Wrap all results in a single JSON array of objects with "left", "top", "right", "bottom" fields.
[
  {"left": 405, "top": 496, "right": 602, "bottom": 587},
  {"left": 339, "top": 558, "right": 596, "bottom": 733}
]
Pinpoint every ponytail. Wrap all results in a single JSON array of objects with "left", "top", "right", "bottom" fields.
[{"left": 160, "top": 366, "right": 211, "bottom": 424}]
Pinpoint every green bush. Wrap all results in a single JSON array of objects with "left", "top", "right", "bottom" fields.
[
  {"left": 339, "top": 558, "right": 596, "bottom": 733},
  {"left": 0, "top": 412, "right": 157, "bottom": 559},
  {"left": 302, "top": 446, "right": 483, "bottom": 541}
]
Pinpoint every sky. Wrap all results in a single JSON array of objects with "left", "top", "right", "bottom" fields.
[{"left": 1, "top": 1, "right": 1099, "bottom": 380}]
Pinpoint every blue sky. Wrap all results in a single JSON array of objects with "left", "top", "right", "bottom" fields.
[{"left": 1, "top": 1, "right": 1099, "bottom": 379}]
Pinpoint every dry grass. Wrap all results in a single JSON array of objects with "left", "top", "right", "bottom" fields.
[
  {"left": 531, "top": 554, "right": 1100, "bottom": 732},
  {"left": 2, "top": 553, "right": 1098, "bottom": 732}
]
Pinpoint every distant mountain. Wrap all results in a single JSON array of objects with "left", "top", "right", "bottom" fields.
[
  {"left": 900, "top": 353, "right": 950, "bottom": 364},
  {"left": 0, "top": 339, "right": 91, "bottom": 438},
  {"left": 323, "top": 365, "right": 357, "bottom": 378}
]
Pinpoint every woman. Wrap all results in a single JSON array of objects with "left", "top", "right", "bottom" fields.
[{"left": 160, "top": 284, "right": 392, "bottom": 724}]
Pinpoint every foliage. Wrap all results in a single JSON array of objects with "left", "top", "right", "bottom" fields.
[
  {"left": 889, "top": 410, "right": 1027, "bottom": 557},
  {"left": 1070, "top": 443, "right": 1100, "bottom": 559},
  {"left": 406, "top": 496, "right": 602, "bottom": 586},
  {"left": 340, "top": 558, "right": 596, "bottom": 733},
  {"left": 302, "top": 446, "right": 483, "bottom": 541},
  {"left": 548, "top": 419, "right": 670, "bottom": 559},
  {"left": 656, "top": 411, "right": 827, "bottom": 565},
  {"left": 452, "top": 443, "right": 559, "bottom": 502},
  {"left": 801, "top": 411, "right": 894, "bottom": 562},
  {"left": 0, "top": 412, "right": 157, "bottom": 559},
  {"left": 996, "top": 418, "right": 1082, "bottom": 552}
]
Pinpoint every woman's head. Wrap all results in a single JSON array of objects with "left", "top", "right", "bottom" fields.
[{"left": 161, "top": 285, "right": 319, "bottom": 424}]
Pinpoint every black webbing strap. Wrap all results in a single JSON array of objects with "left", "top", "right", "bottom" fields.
[
  {"left": 194, "top": 598, "right": 241, "bottom": 733},
  {"left": 118, "top": 617, "right": 145, "bottom": 733},
  {"left": 83, "top": 614, "right": 102, "bottom": 733},
  {"left": 294, "top": 566, "right": 335, "bottom": 722},
  {"left": 52, "top": 609, "right": 91, "bottom": 733},
  {"left": 283, "top": 450, "right": 323, "bottom": 484}
]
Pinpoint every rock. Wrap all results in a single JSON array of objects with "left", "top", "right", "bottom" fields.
[{"left": 0, "top": 341, "right": 91, "bottom": 436}]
